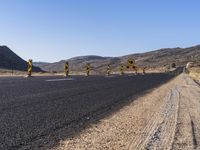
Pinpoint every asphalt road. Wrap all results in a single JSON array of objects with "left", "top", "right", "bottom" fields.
[{"left": 0, "top": 74, "right": 175, "bottom": 149}]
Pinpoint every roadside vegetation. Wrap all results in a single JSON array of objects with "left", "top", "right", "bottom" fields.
[{"left": 188, "top": 66, "right": 200, "bottom": 82}]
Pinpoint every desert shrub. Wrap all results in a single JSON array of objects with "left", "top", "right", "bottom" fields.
[{"left": 171, "top": 63, "right": 176, "bottom": 68}]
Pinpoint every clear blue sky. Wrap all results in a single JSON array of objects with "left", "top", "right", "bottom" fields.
[{"left": 0, "top": 0, "right": 200, "bottom": 62}]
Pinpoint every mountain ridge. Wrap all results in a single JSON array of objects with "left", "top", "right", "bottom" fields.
[
  {"left": 0, "top": 46, "right": 43, "bottom": 72},
  {"left": 33, "top": 45, "right": 200, "bottom": 73},
  {"left": 1, "top": 45, "right": 199, "bottom": 73}
]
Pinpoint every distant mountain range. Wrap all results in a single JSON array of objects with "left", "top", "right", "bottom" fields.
[
  {"left": 34, "top": 45, "right": 200, "bottom": 73},
  {"left": 1, "top": 45, "right": 199, "bottom": 73},
  {"left": 0, "top": 46, "right": 42, "bottom": 72}
]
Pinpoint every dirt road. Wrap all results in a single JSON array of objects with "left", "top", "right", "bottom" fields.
[{"left": 57, "top": 74, "right": 200, "bottom": 150}]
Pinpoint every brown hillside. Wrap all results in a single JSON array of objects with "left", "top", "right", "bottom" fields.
[{"left": 34, "top": 45, "right": 200, "bottom": 73}]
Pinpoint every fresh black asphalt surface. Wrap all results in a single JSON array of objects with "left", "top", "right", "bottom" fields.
[{"left": 0, "top": 74, "right": 175, "bottom": 149}]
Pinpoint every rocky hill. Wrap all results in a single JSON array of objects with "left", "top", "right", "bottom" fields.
[
  {"left": 121, "top": 46, "right": 200, "bottom": 67},
  {"left": 34, "top": 45, "right": 200, "bottom": 74},
  {"left": 0, "top": 46, "right": 42, "bottom": 72}
]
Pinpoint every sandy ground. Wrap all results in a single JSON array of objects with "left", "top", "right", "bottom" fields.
[
  {"left": 189, "top": 67, "right": 200, "bottom": 83},
  {"left": 55, "top": 74, "right": 200, "bottom": 150}
]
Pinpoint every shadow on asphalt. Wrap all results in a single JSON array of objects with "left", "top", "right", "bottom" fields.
[
  {"left": 39, "top": 73, "right": 179, "bottom": 150},
  {"left": 0, "top": 70, "right": 182, "bottom": 149}
]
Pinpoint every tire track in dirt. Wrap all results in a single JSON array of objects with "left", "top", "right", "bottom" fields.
[
  {"left": 57, "top": 76, "right": 179, "bottom": 150},
  {"left": 172, "top": 74, "right": 200, "bottom": 150},
  {"left": 57, "top": 74, "right": 200, "bottom": 150},
  {"left": 128, "top": 86, "right": 180, "bottom": 150}
]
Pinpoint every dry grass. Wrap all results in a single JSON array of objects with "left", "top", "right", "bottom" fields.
[
  {"left": 0, "top": 68, "right": 166, "bottom": 77},
  {"left": 189, "top": 67, "right": 200, "bottom": 81},
  {"left": 0, "top": 69, "right": 26, "bottom": 76},
  {"left": 0, "top": 69, "right": 88, "bottom": 77}
]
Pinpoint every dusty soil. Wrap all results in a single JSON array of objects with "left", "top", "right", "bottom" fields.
[
  {"left": 56, "top": 74, "right": 200, "bottom": 150},
  {"left": 189, "top": 67, "right": 200, "bottom": 83}
]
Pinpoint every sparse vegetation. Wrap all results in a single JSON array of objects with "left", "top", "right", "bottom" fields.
[
  {"left": 171, "top": 63, "right": 176, "bottom": 68},
  {"left": 34, "top": 45, "right": 200, "bottom": 74},
  {"left": 189, "top": 67, "right": 200, "bottom": 82},
  {"left": 1, "top": 45, "right": 200, "bottom": 75}
]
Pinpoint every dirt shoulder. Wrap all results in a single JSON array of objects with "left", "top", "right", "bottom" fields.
[
  {"left": 189, "top": 67, "right": 200, "bottom": 84},
  {"left": 55, "top": 74, "right": 200, "bottom": 150}
]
